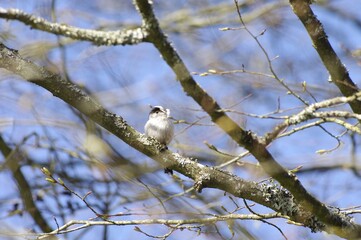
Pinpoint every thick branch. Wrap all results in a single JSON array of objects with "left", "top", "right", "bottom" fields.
[
  {"left": 0, "top": 43, "right": 345, "bottom": 235},
  {"left": 134, "top": 0, "right": 361, "bottom": 238},
  {"left": 0, "top": 8, "right": 147, "bottom": 45},
  {"left": 289, "top": 0, "right": 361, "bottom": 114}
]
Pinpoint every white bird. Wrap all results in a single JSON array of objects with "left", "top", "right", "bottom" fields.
[
  {"left": 145, "top": 105, "right": 174, "bottom": 148},
  {"left": 145, "top": 106, "right": 174, "bottom": 174}
]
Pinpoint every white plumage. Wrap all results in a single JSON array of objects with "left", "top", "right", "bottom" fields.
[{"left": 145, "top": 106, "right": 174, "bottom": 146}]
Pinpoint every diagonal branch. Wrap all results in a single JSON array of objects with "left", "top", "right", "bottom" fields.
[
  {"left": 289, "top": 0, "right": 361, "bottom": 113},
  {"left": 133, "top": 0, "right": 361, "bottom": 238},
  {"left": 0, "top": 1, "right": 360, "bottom": 236},
  {"left": 1, "top": 42, "right": 355, "bottom": 236}
]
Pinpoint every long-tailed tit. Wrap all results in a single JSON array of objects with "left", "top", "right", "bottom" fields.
[
  {"left": 145, "top": 106, "right": 174, "bottom": 148},
  {"left": 145, "top": 106, "right": 174, "bottom": 174}
]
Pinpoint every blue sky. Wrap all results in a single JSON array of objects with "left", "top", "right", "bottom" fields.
[{"left": 1, "top": 0, "right": 361, "bottom": 239}]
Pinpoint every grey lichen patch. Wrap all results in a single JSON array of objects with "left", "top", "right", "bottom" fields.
[
  {"left": 304, "top": 216, "right": 326, "bottom": 233},
  {"left": 328, "top": 206, "right": 354, "bottom": 228},
  {"left": 194, "top": 169, "right": 211, "bottom": 193},
  {"left": 118, "top": 28, "right": 147, "bottom": 45},
  {"left": 287, "top": 108, "right": 314, "bottom": 125},
  {"left": 172, "top": 153, "right": 187, "bottom": 166},
  {"left": 138, "top": 133, "right": 152, "bottom": 146},
  {"left": 259, "top": 180, "right": 299, "bottom": 217},
  {"left": 140, "top": 135, "right": 163, "bottom": 151},
  {"left": 172, "top": 153, "right": 203, "bottom": 168},
  {"left": 259, "top": 180, "right": 329, "bottom": 232},
  {"left": 2, "top": 8, "right": 147, "bottom": 47},
  {"left": 113, "top": 115, "right": 127, "bottom": 130}
]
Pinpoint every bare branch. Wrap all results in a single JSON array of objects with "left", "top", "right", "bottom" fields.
[
  {"left": 133, "top": 0, "right": 361, "bottom": 238},
  {"left": 289, "top": 0, "right": 361, "bottom": 114},
  {"left": 1, "top": 42, "right": 354, "bottom": 236},
  {"left": 0, "top": 8, "right": 147, "bottom": 45},
  {"left": 37, "top": 213, "right": 284, "bottom": 239}
]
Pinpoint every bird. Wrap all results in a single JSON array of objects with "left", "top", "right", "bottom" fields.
[{"left": 145, "top": 105, "right": 174, "bottom": 174}]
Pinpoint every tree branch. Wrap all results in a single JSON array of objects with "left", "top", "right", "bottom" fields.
[
  {"left": 0, "top": 42, "right": 348, "bottom": 236},
  {"left": 133, "top": 0, "right": 361, "bottom": 238},
  {"left": 0, "top": 8, "right": 147, "bottom": 45},
  {"left": 37, "top": 213, "right": 282, "bottom": 239},
  {"left": 289, "top": 0, "right": 361, "bottom": 113}
]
